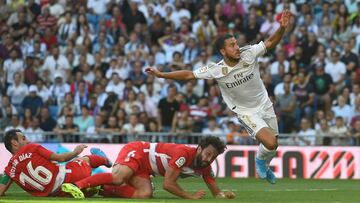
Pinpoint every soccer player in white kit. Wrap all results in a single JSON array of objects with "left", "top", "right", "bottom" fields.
[{"left": 146, "top": 10, "right": 291, "bottom": 184}]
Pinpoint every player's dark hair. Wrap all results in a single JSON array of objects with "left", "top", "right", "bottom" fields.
[
  {"left": 216, "top": 34, "right": 234, "bottom": 52},
  {"left": 198, "top": 136, "right": 227, "bottom": 154},
  {"left": 4, "top": 129, "right": 21, "bottom": 153}
]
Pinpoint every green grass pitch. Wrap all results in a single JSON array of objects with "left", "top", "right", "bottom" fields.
[{"left": 0, "top": 177, "right": 359, "bottom": 203}]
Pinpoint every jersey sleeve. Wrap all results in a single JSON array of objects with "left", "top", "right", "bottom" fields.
[
  {"left": 202, "top": 166, "right": 216, "bottom": 184},
  {"left": 240, "top": 41, "right": 267, "bottom": 64},
  {"left": 193, "top": 63, "right": 223, "bottom": 79},
  {"left": 34, "top": 144, "right": 53, "bottom": 160}
]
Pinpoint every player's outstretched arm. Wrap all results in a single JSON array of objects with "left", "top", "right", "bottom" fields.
[
  {"left": 264, "top": 10, "right": 291, "bottom": 50},
  {"left": 50, "top": 144, "right": 87, "bottom": 162},
  {"left": 0, "top": 175, "right": 12, "bottom": 196},
  {"left": 145, "top": 67, "right": 196, "bottom": 81},
  {"left": 163, "top": 167, "right": 205, "bottom": 199}
]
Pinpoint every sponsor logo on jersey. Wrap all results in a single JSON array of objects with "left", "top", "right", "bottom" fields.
[
  {"left": 225, "top": 73, "right": 254, "bottom": 88},
  {"left": 175, "top": 157, "right": 186, "bottom": 168}
]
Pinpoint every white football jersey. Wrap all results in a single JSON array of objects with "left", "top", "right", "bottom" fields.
[{"left": 193, "top": 41, "right": 272, "bottom": 114}]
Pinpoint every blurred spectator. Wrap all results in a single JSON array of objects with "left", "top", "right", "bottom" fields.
[
  {"left": 316, "top": 119, "right": 331, "bottom": 145},
  {"left": 3, "top": 49, "right": 23, "bottom": 85},
  {"left": 49, "top": 73, "right": 70, "bottom": 106},
  {"left": 21, "top": 85, "right": 43, "bottom": 116},
  {"left": 293, "top": 72, "right": 314, "bottom": 125},
  {"left": 332, "top": 95, "right": 352, "bottom": 125},
  {"left": 6, "top": 72, "right": 28, "bottom": 109},
  {"left": 351, "top": 120, "right": 360, "bottom": 146},
  {"left": 202, "top": 117, "right": 225, "bottom": 142},
  {"left": 325, "top": 50, "right": 346, "bottom": 92},
  {"left": 309, "top": 65, "right": 334, "bottom": 111},
  {"left": 74, "top": 105, "right": 94, "bottom": 133},
  {"left": 54, "top": 114, "right": 79, "bottom": 142},
  {"left": 4, "top": 114, "right": 25, "bottom": 132},
  {"left": 121, "top": 113, "right": 145, "bottom": 141},
  {"left": 276, "top": 82, "right": 296, "bottom": 133},
  {"left": 24, "top": 117, "right": 44, "bottom": 142},
  {"left": 296, "top": 118, "right": 316, "bottom": 146},
  {"left": 157, "top": 84, "right": 179, "bottom": 134},
  {"left": 329, "top": 116, "right": 351, "bottom": 146},
  {"left": 39, "top": 106, "right": 57, "bottom": 132}
]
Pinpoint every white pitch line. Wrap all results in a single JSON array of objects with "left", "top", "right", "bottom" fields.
[{"left": 265, "top": 188, "right": 338, "bottom": 192}]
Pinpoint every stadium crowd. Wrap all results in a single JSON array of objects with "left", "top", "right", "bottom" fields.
[{"left": 0, "top": 0, "right": 360, "bottom": 146}]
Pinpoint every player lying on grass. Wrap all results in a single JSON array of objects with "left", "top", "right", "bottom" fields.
[
  {"left": 0, "top": 129, "right": 112, "bottom": 198},
  {"left": 61, "top": 136, "right": 235, "bottom": 199}
]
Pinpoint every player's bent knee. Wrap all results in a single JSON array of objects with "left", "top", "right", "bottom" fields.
[{"left": 267, "top": 137, "right": 278, "bottom": 150}]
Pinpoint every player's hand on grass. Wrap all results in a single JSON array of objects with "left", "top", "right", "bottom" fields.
[
  {"left": 145, "top": 67, "right": 162, "bottom": 78},
  {"left": 191, "top": 189, "right": 205, "bottom": 199},
  {"left": 224, "top": 191, "right": 236, "bottom": 199},
  {"left": 73, "top": 144, "right": 87, "bottom": 155},
  {"left": 216, "top": 191, "right": 236, "bottom": 199}
]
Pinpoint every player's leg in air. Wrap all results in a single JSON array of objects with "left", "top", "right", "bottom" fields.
[
  {"left": 238, "top": 106, "right": 278, "bottom": 184},
  {"left": 60, "top": 152, "right": 112, "bottom": 198},
  {"left": 62, "top": 146, "right": 153, "bottom": 198}
]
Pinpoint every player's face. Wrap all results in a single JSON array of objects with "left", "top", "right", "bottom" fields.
[
  {"left": 16, "top": 132, "right": 30, "bottom": 147},
  {"left": 222, "top": 38, "right": 241, "bottom": 61},
  {"left": 195, "top": 145, "right": 219, "bottom": 168}
]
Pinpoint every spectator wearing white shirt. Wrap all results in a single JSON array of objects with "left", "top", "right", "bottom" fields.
[
  {"left": 4, "top": 114, "right": 25, "bottom": 133},
  {"left": 270, "top": 51, "right": 290, "bottom": 76},
  {"left": 48, "top": 0, "right": 65, "bottom": 18},
  {"left": 6, "top": 73, "right": 28, "bottom": 108},
  {"left": 138, "top": 92, "right": 157, "bottom": 118},
  {"left": 121, "top": 114, "right": 145, "bottom": 142},
  {"left": 158, "top": 34, "right": 185, "bottom": 63},
  {"left": 42, "top": 46, "right": 70, "bottom": 81},
  {"left": 87, "top": 0, "right": 110, "bottom": 16},
  {"left": 3, "top": 49, "right": 24, "bottom": 85},
  {"left": 49, "top": 73, "right": 70, "bottom": 106},
  {"left": 106, "top": 73, "right": 125, "bottom": 100},
  {"left": 325, "top": 50, "right": 346, "bottom": 92},
  {"left": 57, "top": 11, "right": 76, "bottom": 45},
  {"left": 296, "top": 118, "right": 316, "bottom": 146},
  {"left": 170, "top": 0, "right": 191, "bottom": 30},
  {"left": 332, "top": 95, "right": 352, "bottom": 125},
  {"left": 25, "top": 117, "right": 44, "bottom": 142},
  {"left": 202, "top": 117, "right": 225, "bottom": 143},
  {"left": 329, "top": 116, "right": 351, "bottom": 146}
]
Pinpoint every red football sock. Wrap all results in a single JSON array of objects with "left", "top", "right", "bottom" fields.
[
  {"left": 86, "top": 155, "right": 109, "bottom": 168},
  {"left": 100, "top": 185, "right": 135, "bottom": 198},
  {"left": 75, "top": 173, "right": 113, "bottom": 189}
]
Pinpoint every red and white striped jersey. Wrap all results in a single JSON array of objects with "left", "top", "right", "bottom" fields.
[{"left": 141, "top": 142, "right": 215, "bottom": 184}]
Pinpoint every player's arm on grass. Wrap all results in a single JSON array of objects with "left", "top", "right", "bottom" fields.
[
  {"left": 50, "top": 144, "right": 87, "bottom": 162},
  {"left": 264, "top": 10, "right": 291, "bottom": 50},
  {"left": 163, "top": 167, "right": 205, "bottom": 199},
  {"left": 0, "top": 175, "right": 12, "bottom": 196},
  {"left": 203, "top": 168, "right": 235, "bottom": 199}
]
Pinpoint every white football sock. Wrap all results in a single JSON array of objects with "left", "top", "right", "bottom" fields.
[{"left": 256, "top": 144, "right": 276, "bottom": 167}]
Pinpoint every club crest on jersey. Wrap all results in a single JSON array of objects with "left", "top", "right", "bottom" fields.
[
  {"left": 175, "top": 157, "right": 186, "bottom": 168},
  {"left": 222, "top": 67, "right": 228, "bottom": 75}
]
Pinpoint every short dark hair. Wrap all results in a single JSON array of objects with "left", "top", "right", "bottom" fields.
[
  {"left": 216, "top": 34, "right": 234, "bottom": 52},
  {"left": 198, "top": 136, "right": 226, "bottom": 155},
  {"left": 4, "top": 129, "right": 21, "bottom": 153}
]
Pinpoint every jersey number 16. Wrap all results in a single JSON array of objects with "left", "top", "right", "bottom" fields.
[{"left": 19, "top": 161, "right": 53, "bottom": 191}]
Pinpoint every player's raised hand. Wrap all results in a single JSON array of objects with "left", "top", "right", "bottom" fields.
[
  {"left": 280, "top": 9, "right": 291, "bottom": 28},
  {"left": 73, "top": 144, "right": 87, "bottom": 155},
  {"left": 145, "top": 67, "right": 162, "bottom": 78},
  {"left": 192, "top": 189, "right": 205, "bottom": 199}
]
